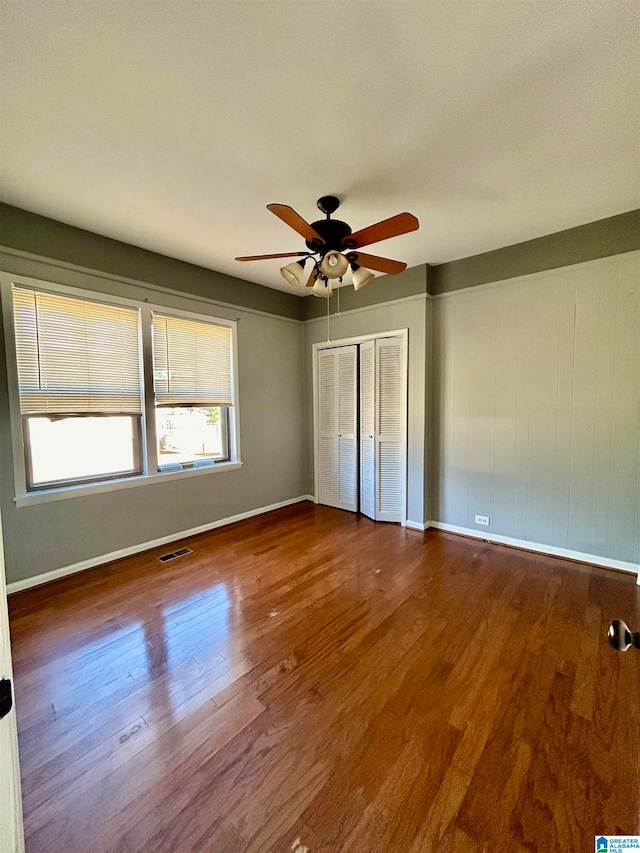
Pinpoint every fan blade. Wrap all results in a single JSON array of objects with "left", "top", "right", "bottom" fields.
[
  {"left": 267, "top": 204, "right": 325, "bottom": 244},
  {"left": 349, "top": 252, "right": 407, "bottom": 275},
  {"left": 305, "top": 269, "right": 318, "bottom": 287},
  {"left": 235, "top": 252, "right": 304, "bottom": 261},
  {"left": 342, "top": 212, "right": 419, "bottom": 249}
]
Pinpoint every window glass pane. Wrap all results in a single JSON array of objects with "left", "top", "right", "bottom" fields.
[
  {"left": 156, "top": 406, "right": 227, "bottom": 467},
  {"left": 26, "top": 416, "right": 140, "bottom": 487}
]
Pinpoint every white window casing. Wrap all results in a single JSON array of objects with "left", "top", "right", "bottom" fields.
[{"left": 1, "top": 273, "right": 241, "bottom": 506}]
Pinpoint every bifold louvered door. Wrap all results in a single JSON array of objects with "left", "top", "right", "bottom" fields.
[
  {"left": 359, "top": 340, "right": 376, "bottom": 520},
  {"left": 317, "top": 346, "right": 358, "bottom": 512},
  {"left": 360, "top": 336, "right": 405, "bottom": 522},
  {"left": 375, "top": 337, "right": 404, "bottom": 521}
]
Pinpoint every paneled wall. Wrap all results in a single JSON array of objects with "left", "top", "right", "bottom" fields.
[{"left": 430, "top": 251, "right": 640, "bottom": 567}]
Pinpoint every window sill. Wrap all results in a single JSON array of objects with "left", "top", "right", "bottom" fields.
[{"left": 14, "top": 460, "right": 243, "bottom": 507}]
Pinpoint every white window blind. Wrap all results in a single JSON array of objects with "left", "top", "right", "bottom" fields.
[
  {"left": 12, "top": 287, "right": 142, "bottom": 415},
  {"left": 152, "top": 313, "right": 233, "bottom": 406}
]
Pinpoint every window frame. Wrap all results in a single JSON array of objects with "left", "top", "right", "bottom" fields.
[
  {"left": 1, "top": 273, "right": 242, "bottom": 507},
  {"left": 23, "top": 413, "right": 145, "bottom": 491}
]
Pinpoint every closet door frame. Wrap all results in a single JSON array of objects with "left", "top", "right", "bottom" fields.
[{"left": 312, "top": 328, "right": 408, "bottom": 526}]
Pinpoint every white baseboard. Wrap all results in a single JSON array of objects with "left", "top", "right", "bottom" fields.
[
  {"left": 429, "top": 520, "right": 639, "bottom": 577},
  {"left": 406, "top": 520, "right": 428, "bottom": 531},
  {"left": 305, "top": 494, "right": 316, "bottom": 502},
  {"left": 7, "top": 495, "right": 312, "bottom": 594}
]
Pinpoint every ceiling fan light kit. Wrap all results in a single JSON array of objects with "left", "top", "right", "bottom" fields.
[
  {"left": 280, "top": 259, "right": 307, "bottom": 287},
  {"left": 319, "top": 249, "right": 349, "bottom": 279},
  {"left": 235, "top": 196, "right": 419, "bottom": 298},
  {"left": 311, "top": 276, "right": 333, "bottom": 298},
  {"left": 352, "top": 265, "right": 375, "bottom": 291}
]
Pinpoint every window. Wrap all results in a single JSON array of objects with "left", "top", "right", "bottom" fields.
[
  {"left": 152, "top": 313, "right": 233, "bottom": 470},
  {"left": 3, "top": 275, "right": 239, "bottom": 501},
  {"left": 13, "top": 287, "right": 143, "bottom": 490}
]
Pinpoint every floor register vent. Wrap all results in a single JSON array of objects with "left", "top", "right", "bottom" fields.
[{"left": 158, "top": 547, "right": 193, "bottom": 563}]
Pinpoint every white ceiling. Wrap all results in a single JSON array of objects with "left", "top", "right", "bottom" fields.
[{"left": 1, "top": 2, "right": 638, "bottom": 295}]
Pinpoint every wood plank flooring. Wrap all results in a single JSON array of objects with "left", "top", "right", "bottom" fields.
[{"left": 8, "top": 502, "right": 640, "bottom": 852}]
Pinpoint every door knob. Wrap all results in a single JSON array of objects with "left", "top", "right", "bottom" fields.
[
  {"left": 608, "top": 619, "right": 640, "bottom": 652},
  {"left": 0, "top": 678, "right": 13, "bottom": 720}
]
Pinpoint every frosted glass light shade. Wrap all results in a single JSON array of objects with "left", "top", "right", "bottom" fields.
[
  {"left": 319, "top": 250, "right": 349, "bottom": 279},
  {"left": 352, "top": 266, "right": 375, "bottom": 291},
  {"left": 280, "top": 260, "right": 306, "bottom": 287},
  {"left": 311, "top": 277, "right": 333, "bottom": 298}
]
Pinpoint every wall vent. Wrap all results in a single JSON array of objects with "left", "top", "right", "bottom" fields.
[{"left": 158, "top": 547, "right": 193, "bottom": 563}]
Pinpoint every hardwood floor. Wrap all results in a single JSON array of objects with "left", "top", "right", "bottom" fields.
[{"left": 8, "top": 502, "right": 640, "bottom": 852}]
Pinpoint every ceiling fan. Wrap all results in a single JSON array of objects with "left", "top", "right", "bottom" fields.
[{"left": 235, "top": 196, "right": 419, "bottom": 297}]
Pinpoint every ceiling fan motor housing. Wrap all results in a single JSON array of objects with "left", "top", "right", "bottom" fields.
[{"left": 306, "top": 218, "right": 352, "bottom": 253}]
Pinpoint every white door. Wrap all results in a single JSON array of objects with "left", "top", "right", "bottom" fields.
[
  {"left": 0, "top": 512, "right": 25, "bottom": 852},
  {"left": 318, "top": 346, "right": 358, "bottom": 512},
  {"left": 375, "top": 337, "right": 404, "bottom": 522},
  {"left": 359, "top": 336, "right": 406, "bottom": 523},
  {"left": 359, "top": 340, "right": 376, "bottom": 520}
]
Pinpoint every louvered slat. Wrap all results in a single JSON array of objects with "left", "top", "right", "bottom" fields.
[
  {"left": 338, "top": 350, "right": 356, "bottom": 435},
  {"left": 339, "top": 439, "right": 358, "bottom": 506},
  {"left": 337, "top": 347, "right": 358, "bottom": 512},
  {"left": 317, "top": 347, "right": 358, "bottom": 512},
  {"left": 318, "top": 351, "right": 338, "bottom": 504},
  {"left": 378, "top": 441, "right": 402, "bottom": 514},
  {"left": 378, "top": 343, "right": 402, "bottom": 435},
  {"left": 319, "top": 436, "right": 338, "bottom": 503},
  {"left": 319, "top": 351, "right": 336, "bottom": 436}
]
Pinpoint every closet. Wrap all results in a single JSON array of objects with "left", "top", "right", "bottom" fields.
[{"left": 315, "top": 333, "right": 406, "bottom": 523}]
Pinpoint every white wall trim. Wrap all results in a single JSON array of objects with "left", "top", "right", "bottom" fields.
[
  {"left": 405, "top": 519, "right": 428, "bottom": 531},
  {"left": 0, "top": 245, "right": 432, "bottom": 324},
  {"left": 304, "top": 291, "right": 427, "bottom": 325},
  {"left": 6, "top": 495, "right": 311, "bottom": 594},
  {"left": 429, "top": 248, "right": 640, "bottom": 301},
  {"left": 312, "top": 328, "right": 409, "bottom": 350},
  {"left": 0, "top": 246, "right": 304, "bottom": 325},
  {"left": 13, "top": 462, "right": 244, "bottom": 508},
  {"left": 429, "top": 521, "right": 640, "bottom": 576}
]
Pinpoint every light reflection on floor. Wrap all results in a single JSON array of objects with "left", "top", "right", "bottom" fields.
[{"left": 135, "top": 583, "right": 235, "bottom": 721}]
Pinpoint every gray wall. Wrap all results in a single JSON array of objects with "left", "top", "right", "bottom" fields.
[
  {"left": 304, "top": 293, "right": 429, "bottom": 528},
  {"left": 429, "top": 209, "right": 640, "bottom": 295},
  {"left": 430, "top": 251, "right": 640, "bottom": 566},
  {"left": 0, "top": 203, "right": 305, "bottom": 320},
  {"left": 2, "top": 203, "right": 639, "bottom": 585},
  {"left": 0, "top": 252, "right": 306, "bottom": 585}
]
